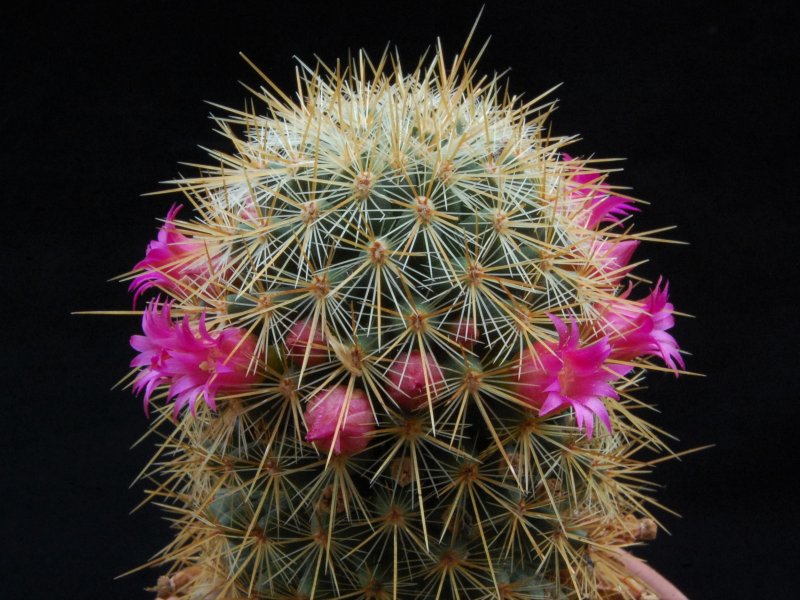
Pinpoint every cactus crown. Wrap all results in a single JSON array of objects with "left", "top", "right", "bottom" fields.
[{"left": 128, "top": 37, "right": 684, "bottom": 600}]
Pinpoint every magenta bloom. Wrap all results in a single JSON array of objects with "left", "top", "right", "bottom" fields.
[
  {"left": 515, "top": 315, "right": 628, "bottom": 438},
  {"left": 129, "top": 205, "right": 207, "bottom": 303},
  {"left": 130, "top": 302, "right": 260, "bottom": 418},
  {"left": 386, "top": 351, "right": 445, "bottom": 411},
  {"left": 602, "top": 278, "right": 684, "bottom": 372},
  {"left": 587, "top": 239, "right": 639, "bottom": 282},
  {"left": 285, "top": 319, "right": 328, "bottom": 367},
  {"left": 563, "top": 153, "right": 638, "bottom": 229},
  {"left": 305, "top": 386, "right": 375, "bottom": 455}
]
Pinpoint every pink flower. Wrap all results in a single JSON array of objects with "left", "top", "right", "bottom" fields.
[
  {"left": 304, "top": 386, "right": 375, "bottom": 455},
  {"left": 285, "top": 319, "right": 328, "bottom": 366},
  {"left": 515, "top": 315, "right": 628, "bottom": 438},
  {"left": 585, "top": 238, "right": 639, "bottom": 283},
  {"left": 601, "top": 278, "right": 684, "bottom": 372},
  {"left": 386, "top": 351, "right": 445, "bottom": 411},
  {"left": 130, "top": 302, "right": 260, "bottom": 418},
  {"left": 239, "top": 195, "right": 260, "bottom": 222},
  {"left": 129, "top": 205, "right": 207, "bottom": 303},
  {"left": 563, "top": 153, "right": 638, "bottom": 229}
]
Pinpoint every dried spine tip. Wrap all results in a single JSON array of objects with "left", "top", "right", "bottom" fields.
[
  {"left": 413, "top": 195, "right": 434, "bottom": 224},
  {"left": 354, "top": 171, "right": 375, "bottom": 199},
  {"left": 368, "top": 239, "right": 388, "bottom": 265},
  {"left": 300, "top": 200, "right": 319, "bottom": 224},
  {"left": 437, "top": 160, "right": 455, "bottom": 183},
  {"left": 491, "top": 209, "right": 509, "bottom": 234},
  {"left": 464, "top": 262, "right": 485, "bottom": 287}
]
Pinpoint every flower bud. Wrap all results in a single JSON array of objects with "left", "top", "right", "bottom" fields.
[
  {"left": 305, "top": 386, "right": 375, "bottom": 455},
  {"left": 129, "top": 204, "right": 208, "bottom": 304},
  {"left": 386, "top": 351, "right": 444, "bottom": 411},
  {"left": 452, "top": 319, "right": 480, "bottom": 349},
  {"left": 286, "top": 319, "right": 328, "bottom": 366}
]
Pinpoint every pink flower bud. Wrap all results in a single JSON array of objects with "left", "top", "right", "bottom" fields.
[
  {"left": 129, "top": 204, "right": 209, "bottom": 304},
  {"left": 452, "top": 320, "right": 480, "bottom": 350},
  {"left": 586, "top": 239, "right": 639, "bottom": 283},
  {"left": 304, "top": 386, "right": 375, "bottom": 455},
  {"left": 286, "top": 319, "right": 328, "bottom": 366},
  {"left": 562, "top": 153, "right": 638, "bottom": 229},
  {"left": 386, "top": 351, "right": 444, "bottom": 411},
  {"left": 239, "top": 195, "right": 260, "bottom": 222},
  {"left": 600, "top": 277, "right": 684, "bottom": 372}
]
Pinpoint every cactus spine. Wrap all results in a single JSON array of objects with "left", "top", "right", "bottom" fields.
[{"left": 127, "top": 38, "right": 685, "bottom": 600}]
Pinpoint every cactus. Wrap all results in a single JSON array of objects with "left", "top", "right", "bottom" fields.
[{"left": 122, "top": 36, "right": 689, "bottom": 600}]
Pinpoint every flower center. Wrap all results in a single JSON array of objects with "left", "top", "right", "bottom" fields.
[
  {"left": 199, "top": 348, "right": 221, "bottom": 373},
  {"left": 557, "top": 363, "right": 577, "bottom": 396}
]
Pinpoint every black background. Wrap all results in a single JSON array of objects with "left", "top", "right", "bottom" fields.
[{"left": 3, "top": 2, "right": 798, "bottom": 598}]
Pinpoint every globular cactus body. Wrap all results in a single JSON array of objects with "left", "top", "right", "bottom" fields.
[{"left": 128, "top": 40, "right": 685, "bottom": 600}]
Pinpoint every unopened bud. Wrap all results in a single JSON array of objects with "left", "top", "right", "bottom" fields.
[
  {"left": 305, "top": 386, "right": 375, "bottom": 455},
  {"left": 387, "top": 351, "right": 444, "bottom": 411},
  {"left": 286, "top": 319, "right": 328, "bottom": 366},
  {"left": 452, "top": 319, "right": 480, "bottom": 349}
]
